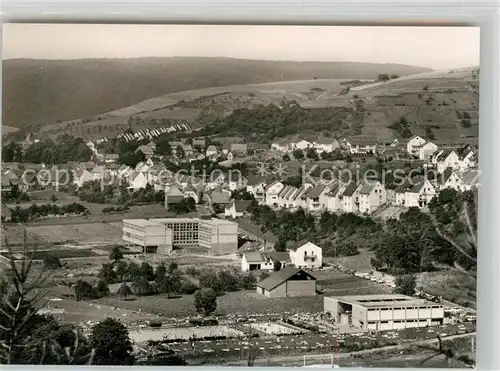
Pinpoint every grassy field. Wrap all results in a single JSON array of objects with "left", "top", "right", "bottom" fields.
[
  {"left": 237, "top": 216, "right": 278, "bottom": 243},
  {"left": 91, "top": 268, "right": 392, "bottom": 318},
  {"left": 3, "top": 248, "right": 101, "bottom": 260},
  {"left": 25, "top": 222, "right": 123, "bottom": 246},
  {"left": 95, "top": 290, "right": 324, "bottom": 318},
  {"left": 418, "top": 270, "right": 476, "bottom": 309},
  {"left": 324, "top": 248, "right": 376, "bottom": 273}
]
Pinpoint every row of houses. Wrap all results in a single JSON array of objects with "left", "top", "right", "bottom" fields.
[
  {"left": 245, "top": 168, "right": 479, "bottom": 215},
  {"left": 115, "top": 123, "right": 191, "bottom": 142},
  {"left": 271, "top": 138, "right": 380, "bottom": 155},
  {"left": 261, "top": 179, "right": 387, "bottom": 214},
  {"left": 406, "top": 135, "right": 478, "bottom": 171}
]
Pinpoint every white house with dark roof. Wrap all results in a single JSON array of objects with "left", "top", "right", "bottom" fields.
[
  {"left": 393, "top": 179, "right": 413, "bottom": 206},
  {"left": 292, "top": 140, "right": 313, "bottom": 151},
  {"left": 128, "top": 171, "right": 149, "bottom": 191},
  {"left": 241, "top": 251, "right": 291, "bottom": 272},
  {"left": 344, "top": 138, "right": 377, "bottom": 155},
  {"left": 304, "top": 183, "right": 329, "bottom": 212},
  {"left": 226, "top": 172, "right": 248, "bottom": 191},
  {"left": 276, "top": 184, "right": 313, "bottom": 210},
  {"left": 436, "top": 150, "right": 461, "bottom": 173},
  {"left": 73, "top": 167, "right": 93, "bottom": 188},
  {"left": 182, "top": 182, "right": 201, "bottom": 204},
  {"left": 459, "top": 150, "right": 477, "bottom": 171},
  {"left": 276, "top": 185, "right": 298, "bottom": 209},
  {"left": 341, "top": 181, "right": 363, "bottom": 213},
  {"left": 313, "top": 138, "right": 341, "bottom": 153},
  {"left": 436, "top": 168, "right": 462, "bottom": 191},
  {"left": 404, "top": 179, "right": 436, "bottom": 208},
  {"left": 419, "top": 141, "right": 439, "bottom": 161},
  {"left": 224, "top": 199, "right": 252, "bottom": 219},
  {"left": 358, "top": 180, "right": 387, "bottom": 214},
  {"left": 265, "top": 181, "right": 285, "bottom": 207},
  {"left": 246, "top": 177, "right": 267, "bottom": 204},
  {"left": 406, "top": 135, "right": 427, "bottom": 156},
  {"left": 271, "top": 141, "right": 290, "bottom": 153},
  {"left": 325, "top": 181, "right": 345, "bottom": 212},
  {"left": 289, "top": 241, "right": 323, "bottom": 270}
]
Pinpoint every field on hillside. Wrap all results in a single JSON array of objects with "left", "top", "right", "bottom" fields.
[
  {"left": 4, "top": 57, "right": 429, "bottom": 132},
  {"left": 38, "top": 79, "right": 348, "bottom": 138},
  {"left": 304, "top": 68, "right": 479, "bottom": 143}
]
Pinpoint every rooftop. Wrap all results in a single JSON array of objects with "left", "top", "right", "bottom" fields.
[
  {"left": 122, "top": 219, "right": 160, "bottom": 227},
  {"left": 198, "top": 217, "right": 237, "bottom": 226},
  {"left": 257, "top": 266, "right": 316, "bottom": 291},
  {"left": 329, "top": 294, "right": 442, "bottom": 308}
]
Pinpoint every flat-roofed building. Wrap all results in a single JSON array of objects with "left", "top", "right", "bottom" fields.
[
  {"left": 323, "top": 294, "right": 444, "bottom": 331},
  {"left": 122, "top": 217, "right": 238, "bottom": 255},
  {"left": 154, "top": 218, "right": 200, "bottom": 246},
  {"left": 122, "top": 219, "right": 173, "bottom": 254},
  {"left": 198, "top": 217, "right": 239, "bottom": 255}
]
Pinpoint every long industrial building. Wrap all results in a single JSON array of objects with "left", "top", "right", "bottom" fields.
[
  {"left": 324, "top": 294, "right": 444, "bottom": 331},
  {"left": 122, "top": 216, "right": 238, "bottom": 255}
]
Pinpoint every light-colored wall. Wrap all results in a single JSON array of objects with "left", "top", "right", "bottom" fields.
[
  {"left": 285, "top": 280, "right": 316, "bottom": 297},
  {"left": 264, "top": 282, "right": 287, "bottom": 298},
  {"left": 202, "top": 220, "right": 238, "bottom": 254},
  {"left": 122, "top": 222, "right": 173, "bottom": 253},
  {"left": 323, "top": 297, "right": 339, "bottom": 316},
  {"left": 419, "top": 142, "right": 438, "bottom": 160},
  {"left": 441, "top": 173, "right": 463, "bottom": 191},
  {"left": 291, "top": 242, "right": 323, "bottom": 269},
  {"left": 406, "top": 136, "right": 426, "bottom": 155},
  {"left": 437, "top": 152, "right": 461, "bottom": 173},
  {"left": 265, "top": 182, "right": 284, "bottom": 206}
]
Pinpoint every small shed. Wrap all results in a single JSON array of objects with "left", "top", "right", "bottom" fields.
[{"left": 256, "top": 266, "right": 317, "bottom": 298}]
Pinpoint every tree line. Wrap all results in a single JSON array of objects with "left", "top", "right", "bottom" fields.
[
  {"left": 7, "top": 202, "right": 89, "bottom": 223},
  {"left": 2, "top": 134, "right": 93, "bottom": 164}
]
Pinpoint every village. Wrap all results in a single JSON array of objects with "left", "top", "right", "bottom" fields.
[
  {"left": 0, "top": 23, "right": 480, "bottom": 368},
  {"left": 0, "top": 127, "right": 478, "bottom": 366}
]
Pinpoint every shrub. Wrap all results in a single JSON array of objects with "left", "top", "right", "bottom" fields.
[{"left": 180, "top": 281, "right": 198, "bottom": 295}]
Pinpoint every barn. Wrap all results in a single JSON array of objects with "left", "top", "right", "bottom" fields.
[{"left": 256, "top": 266, "right": 317, "bottom": 298}]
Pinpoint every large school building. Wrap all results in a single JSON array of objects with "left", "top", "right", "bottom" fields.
[
  {"left": 323, "top": 294, "right": 444, "bottom": 331},
  {"left": 122, "top": 216, "right": 238, "bottom": 255}
]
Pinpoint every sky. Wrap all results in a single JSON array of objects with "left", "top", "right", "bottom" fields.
[{"left": 2, "top": 24, "right": 480, "bottom": 70}]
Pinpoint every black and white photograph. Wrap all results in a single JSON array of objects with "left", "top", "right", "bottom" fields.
[{"left": 1, "top": 24, "right": 479, "bottom": 367}]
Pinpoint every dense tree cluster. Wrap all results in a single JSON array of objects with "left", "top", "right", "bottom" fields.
[
  {"left": 77, "top": 180, "right": 114, "bottom": 204},
  {"left": 168, "top": 197, "right": 197, "bottom": 214},
  {"left": 3, "top": 135, "right": 93, "bottom": 164},
  {"left": 8, "top": 202, "right": 88, "bottom": 222},
  {"left": 197, "top": 102, "right": 350, "bottom": 141}
]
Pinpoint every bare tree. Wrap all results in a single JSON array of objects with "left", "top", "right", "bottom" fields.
[
  {"left": 0, "top": 231, "right": 94, "bottom": 365},
  {"left": 0, "top": 231, "right": 52, "bottom": 364}
]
